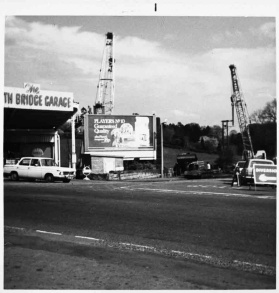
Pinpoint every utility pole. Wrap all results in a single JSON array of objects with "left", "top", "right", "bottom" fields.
[{"left": 160, "top": 120, "right": 167, "bottom": 178}]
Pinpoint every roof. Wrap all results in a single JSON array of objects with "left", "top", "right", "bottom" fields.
[{"left": 19, "top": 157, "right": 53, "bottom": 160}]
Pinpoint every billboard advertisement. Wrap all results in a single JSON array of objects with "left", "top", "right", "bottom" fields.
[{"left": 84, "top": 115, "right": 155, "bottom": 151}]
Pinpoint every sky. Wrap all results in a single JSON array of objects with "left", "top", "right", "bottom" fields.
[{"left": 2, "top": 1, "right": 277, "bottom": 127}]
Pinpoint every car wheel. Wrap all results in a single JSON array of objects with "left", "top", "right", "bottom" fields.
[
  {"left": 45, "top": 174, "right": 54, "bottom": 183},
  {"left": 10, "top": 172, "right": 19, "bottom": 181}
]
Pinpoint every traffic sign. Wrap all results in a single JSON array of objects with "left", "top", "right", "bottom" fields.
[{"left": 253, "top": 164, "right": 277, "bottom": 185}]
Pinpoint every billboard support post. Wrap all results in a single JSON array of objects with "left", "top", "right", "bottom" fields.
[{"left": 71, "top": 113, "right": 76, "bottom": 170}]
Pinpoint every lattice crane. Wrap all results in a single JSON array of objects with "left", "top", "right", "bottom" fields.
[
  {"left": 229, "top": 64, "right": 254, "bottom": 159},
  {"left": 94, "top": 32, "right": 115, "bottom": 114}
]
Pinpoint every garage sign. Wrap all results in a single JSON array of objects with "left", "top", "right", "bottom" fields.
[
  {"left": 4, "top": 85, "right": 74, "bottom": 111},
  {"left": 253, "top": 164, "right": 277, "bottom": 185}
]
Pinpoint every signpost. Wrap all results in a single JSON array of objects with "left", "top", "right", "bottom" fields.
[
  {"left": 253, "top": 164, "right": 277, "bottom": 186},
  {"left": 82, "top": 166, "right": 91, "bottom": 180}
]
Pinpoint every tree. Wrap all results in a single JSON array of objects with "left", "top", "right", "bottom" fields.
[
  {"left": 184, "top": 123, "right": 201, "bottom": 142},
  {"left": 209, "top": 125, "right": 222, "bottom": 141},
  {"left": 250, "top": 98, "right": 276, "bottom": 124},
  {"left": 250, "top": 109, "right": 265, "bottom": 123},
  {"left": 261, "top": 99, "right": 276, "bottom": 123},
  {"left": 215, "top": 147, "right": 234, "bottom": 170}
]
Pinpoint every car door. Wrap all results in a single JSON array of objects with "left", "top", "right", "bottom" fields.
[
  {"left": 28, "top": 158, "right": 43, "bottom": 179},
  {"left": 17, "top": 158, "right": 31, "bottom": 178}
]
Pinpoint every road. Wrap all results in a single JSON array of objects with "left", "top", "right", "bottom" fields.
[{"left": 4, "top": 177, "right": 276, "bottom": 289}]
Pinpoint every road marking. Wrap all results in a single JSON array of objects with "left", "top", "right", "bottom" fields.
[
  {"left": 120, "top": 242, "right": 154, "bottom": 250},
  {"left": 36, "top": 230, "right": 62, "bottom": 235},
  {"left": 232, "top": 260, "right": 275, "bottom": 274},
  {"left": 119, "top": 187, "right": 275, "bottom": 199},
  {"left": 4, "top": 225, "right": 24, "bottom": 230},
  {"left": 187, "top": 185, "right": 227, "bottom": 189},
  {"left": 75, "top": 235, "right": 101, "bottom": 241},
  {"left": 171, "top": 250, "right": 213, "bottom": 259}
]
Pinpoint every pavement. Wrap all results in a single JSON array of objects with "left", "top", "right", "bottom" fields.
[{"left": 95, "top": 173, "right": 232, "bottom": 183}]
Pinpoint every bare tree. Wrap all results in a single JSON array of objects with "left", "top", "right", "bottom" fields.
[
  {"left": 250, "top": 109, "right": 265, "bottom": 123},
  {"left": 261, "top": 99, "right": 276, "bottom": 123},
  {"left": 250, "top": 98, "right": 276, "bottom": 123}
]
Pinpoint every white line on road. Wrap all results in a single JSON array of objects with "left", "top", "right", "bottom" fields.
[
  {"left": 36, "top": 230, "right": 62, "bottom": 235},
  {"left": 120, "top": 242, "right": 154, "bottom": 249},
  {"left": 171, "top": 250, "right": 213, "bottom": 259},
  {"left": 4, "top": 226, "right": 24, "bottom": 230},
  {"left": 232, "top": 260, "right": 274, "bottom": 273},
  {"left": 75, "top": 235, "right": 101, "bottom": 241}
]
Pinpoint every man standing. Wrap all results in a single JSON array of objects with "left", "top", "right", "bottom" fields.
[{"left": 231, "top": 166, "right": 240, "bottom": 186}]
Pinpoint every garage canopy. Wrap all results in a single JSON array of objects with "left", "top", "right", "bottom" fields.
[{"left": 4, "top": 108, "right": 78, "bottom": 130}]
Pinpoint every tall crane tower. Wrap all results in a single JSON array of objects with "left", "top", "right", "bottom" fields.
[
  {"left": 229, "top": 64, "right": 254, "bottom": 159},
  {"left": 94, "top": 32, "right": 115, "bottom": 115}
]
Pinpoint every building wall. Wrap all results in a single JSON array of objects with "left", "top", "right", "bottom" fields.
[{"left": 60, "top": 137, "right": 83, "bottom": 167}]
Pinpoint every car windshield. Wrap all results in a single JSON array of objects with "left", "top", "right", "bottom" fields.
[
  {"left": 41, "top": 159, "right": 57, "bottom": 167},
  {"left": 237, "top": 162, "right": 245, "bottom": 168}
]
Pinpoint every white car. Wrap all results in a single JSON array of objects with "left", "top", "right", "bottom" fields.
[{"left": 4, "top": 157, "right": 75, "bottom": 183}]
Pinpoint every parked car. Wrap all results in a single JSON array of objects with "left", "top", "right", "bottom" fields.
[
  {"left": 239, "top": 158, "right": 274, "bottom": 185},
  {"left": 4, "top": 157, "right": 75, "bottom": 183}
]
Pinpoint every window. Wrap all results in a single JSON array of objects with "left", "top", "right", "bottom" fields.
[
  {"left": 41, "top": 159, "right": 56, "bottom": 167},
  {"left": 31, "top": 159, "right": 40, "bottom": 166},
  {"left": 237, "top": 162, "right": 245, "bottom": 168},
  {"left": 19, "top": 159, "right": 31, "bottom": 166}
]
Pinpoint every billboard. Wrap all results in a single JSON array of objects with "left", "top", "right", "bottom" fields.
[
  {"left": 4, "top": 84, "right": 74, "bottom": 111},
  {"left": 253, "top": 164, "right": 277, "bottom": 185},
  {"left": 84, "top": 115, "right": 155, "bottom": 152}
]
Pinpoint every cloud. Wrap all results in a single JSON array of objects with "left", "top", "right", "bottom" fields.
[
  {"left": 4, "top": 17, "right": 276, "bottom": 127},
  {"left": 163, "top": 33, "right": 177, "bottom": 41},
  {"left": 250, "top": 21, "right": 275, "bottom": 40},
  {"left": 116, "top": 36, "right": 163, "bottom": 59},
  {"left": 259, "top": 22, "right": 276, "bottom": 39},
  {"left": 211, "top": 29, "right": 243, "bottom": 45},
  {"left": 5, "top": 16, "right": 104, "bottom": 73}
]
